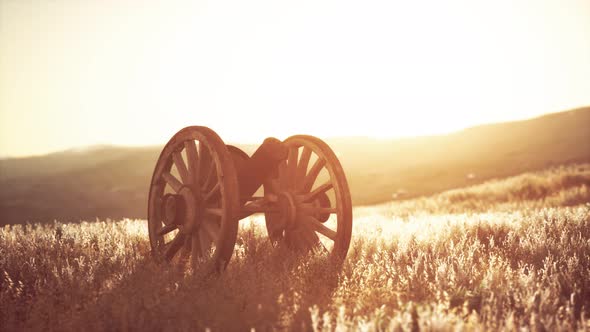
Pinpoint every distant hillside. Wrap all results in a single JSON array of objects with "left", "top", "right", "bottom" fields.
[
  {"left": 339, "top": 106, "right": 590, "bottom": 205},
  {"left": 1, "top": 107, "right": 589, "bottom": 225}
]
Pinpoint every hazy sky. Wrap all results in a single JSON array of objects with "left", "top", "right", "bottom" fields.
[{"left": 1, "top": 0, "right": 589, "bottom": 157}]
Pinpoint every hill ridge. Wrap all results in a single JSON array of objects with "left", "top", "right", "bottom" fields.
[{"left": 1, "top": 106, "right": 589, "bottom": 224}]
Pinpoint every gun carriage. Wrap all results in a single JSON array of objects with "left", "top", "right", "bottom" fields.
[{"left": 148, "top": 126, "right": 352, "bottom": 271}]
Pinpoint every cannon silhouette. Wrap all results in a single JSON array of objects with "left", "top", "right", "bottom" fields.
[{"left": 148, "top": 126, "right": 352, "bottom": 271}]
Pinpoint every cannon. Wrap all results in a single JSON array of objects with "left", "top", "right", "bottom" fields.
[{"left": 147, "top": 126, "right": 352, "bottom": 271}]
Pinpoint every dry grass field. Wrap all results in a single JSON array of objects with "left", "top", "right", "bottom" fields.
[{"left": 1, "top": 164, "right": 589, "bottom": 331}]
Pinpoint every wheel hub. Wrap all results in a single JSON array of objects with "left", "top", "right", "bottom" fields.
[
  {"left": 276, "top": 191, "right": 297, "bottom": 230},
  {"left": 311, "top": 192, "right": 331, "bottom": 223},
  {"left": 161, "top": 187, "right": 200, "bottom": 234},
  {"left": 162, "top": 193, "right": 185, "bottom": 225}
]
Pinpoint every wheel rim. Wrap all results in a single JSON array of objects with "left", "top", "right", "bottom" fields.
[
  {"left": 148, "top": 126, "right": 240, "bottom": 271},
  {"left": 264, "top": 135, "right": 353, "bottom": 261}
]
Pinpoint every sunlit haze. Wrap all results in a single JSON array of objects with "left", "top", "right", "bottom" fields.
[{"left": 1, "top": 0, "right": 589, "bottom": 157}]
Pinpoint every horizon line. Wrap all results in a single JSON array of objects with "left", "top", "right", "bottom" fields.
[{"left": 1, "top": 105, "right": 588, "bottom": 160}]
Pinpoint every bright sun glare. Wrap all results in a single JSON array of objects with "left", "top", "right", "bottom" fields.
[{"left": 1, "top": 0, "right": 589, "bottom": 157}]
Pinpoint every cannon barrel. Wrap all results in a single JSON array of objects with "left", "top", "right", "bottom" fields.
[{"left": 232, "top": 137, "right": 288, "bottom": 202}]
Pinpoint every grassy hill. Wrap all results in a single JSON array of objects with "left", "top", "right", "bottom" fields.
[
  {"left": 1, "top": 106, "right": 589, "bottom": 225},
  {"left": 1, "top": 165, "right": 589, "bottom": 330}
]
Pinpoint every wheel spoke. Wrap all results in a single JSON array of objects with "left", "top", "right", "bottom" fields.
[
  {"left": 204, "top": 208, "right": 223, "bottom": 218},
  {"left": 151, "top": 153, "right": 172, "bottom": 186},
  {"left": 203, "top": 182, "right": 220, "bottom": 202},
  {"left": 164, "top": 233, "right": 186, "bottom": 261},
  {"left": 199, "top": 142, "right": 214, "bottom": 189},
  {"left": 300, "top": 225, "right": 321, "bottom": 249},
  {"left": 301, "top": 181, "right": 333, "bottom": 202},
  {"left": 302, "top": 215, "right": 336, "bottom": 240},
  {"left": 202, "top": 156, "right": 216, "bottom": 191},
  {"left": 162, "top": 172, "right": 183, "bottom": 192},
  {"left": 201, "top": 218, "right": 219, "bottom": 243},
  {"left": 300, "top": 207, "right": 337, "bottom": 215},
  {"left": 266, "top": 179, "right": 280, "bottom": 194},
  {"left": 245, "top": 196, "right": 265, "bottom": 201},
  {"left": 199, "top": 229, "right": 213, "bottom": 256},
  {"left": 190, "top": 233, "right": 202, "bottom": 266},
  {"left": 173, "top": 151, "right": 190, "bottom": 185},
  {"left": 287, "top": 147, "right": 298, "bottom": 189},
  {"left": 185, "top": 140, "right": 199, "bottom": 186},
  {"left": 157, "top": 223, "right": 178, "bottom": 236},
  {"left": 285, "top": 230, "right": 301, "bottom": 251},
  {"left": 266, "top": 212, "right": 285, "bottom": 242},
  {"left": 301, "top": 158, "right": 325, "bottom": 193},
  {"left": 198, "top": 141, "right": 206, "bottom": 172},
  {"left": 296, "top": 147, "right": 312, "bottom": 191},
  {"left": 180, "top": 236, "right": 192, "bottom": 262}
]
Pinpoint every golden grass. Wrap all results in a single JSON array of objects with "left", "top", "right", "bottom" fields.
[
  {"left": 381, "top": 163, "right": 590, "bottom": 217},
  {"left": 1, "top": 165, "right": 590, "bottom": 331}
]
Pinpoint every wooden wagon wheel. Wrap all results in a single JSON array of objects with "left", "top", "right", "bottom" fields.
[
  {"left": 264, "top": 135, "right": 353, "bottom": 261},
  {"left": 147, "top": 126, "right": 240, "bottom": 271}
]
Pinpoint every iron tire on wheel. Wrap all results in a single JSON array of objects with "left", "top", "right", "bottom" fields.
[{"left": 147, "top": 126, "right": 240, "bottom": 272}]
